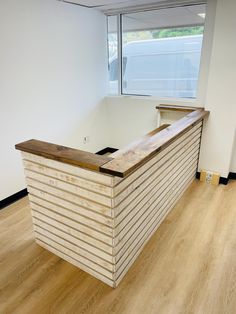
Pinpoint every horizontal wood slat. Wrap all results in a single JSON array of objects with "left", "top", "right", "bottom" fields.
[
  {"left": 26, "top": 179, "right": 113, "bottom": 218},
  {"left": 34, "top": 229, "right": 115, "bottom": 272},
  {"left": 114, "top": 155, "right": 199, "bottom": 250},
  {"left": 31, "top": 214, "right": 113, "bottom": 254},
  {"left": 24, "top": 169, "right": 112, "bottom": 207},
  {"left": 23, "top": 160, "right": 113, "bottom": 197},
  {"left": 22, "top": 151, "right": 118, "bottom": 186},
  {"left": 114, "top": 137, "right": 201, "bottom": 217},
  {"left": 32, "top": 221, "right": 113, "bottom": 263},
  {"left": 30, "top": 196, "right": 113, "bottom": 236},
  {"left": 35, "top": 239, "right": 114, "bottom": 286},
  {"left": 112, "top": 122, "right": 202, "bottom": 195},
  {"left": 115, "top": 162, "right": 198, "bottom": 267},
  {"left": 113, "top": 131, "right": 201, "bottom": 208},
  {"left": 30, "top": 203, "right": 113, "bottom": 246},
  {"left": 29, "top": 192, "right": 113, "bottom": 226},
  {"left": 114, "top": 149, "right": 199, "bottom": 245},
  {"left": 115, "top": 173, "right": 195, "bottom": 285}
]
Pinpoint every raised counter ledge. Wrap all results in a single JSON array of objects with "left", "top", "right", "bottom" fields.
[{"left": 156, "top": 104, "right": 204, "bottom": 112}]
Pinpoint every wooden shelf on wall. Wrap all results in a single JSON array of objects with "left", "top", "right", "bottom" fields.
[{"left": 156, "top": 104, "right": 204, "bottom": 113}]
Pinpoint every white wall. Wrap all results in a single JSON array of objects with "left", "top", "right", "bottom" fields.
[
  {"left": 0, "top": 0, "right": 109, "bottom": 200},
  {"left": 198, "top": 0, "right": 236, "bottom": 177},
  {"left": 105, "top": 96, "right": 192, "bottom": 148}
]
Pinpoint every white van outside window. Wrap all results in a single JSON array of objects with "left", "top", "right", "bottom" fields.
[{"left": 107, "top": 4, "right": 206, "bottom": 98}]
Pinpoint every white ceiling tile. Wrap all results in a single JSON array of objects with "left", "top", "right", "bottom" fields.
[
  {"left": 108, "top": 4, "right": 206, "bottom": 32},
  {"left": 63, "top": 0, "right": 138, "bottom": 7}
]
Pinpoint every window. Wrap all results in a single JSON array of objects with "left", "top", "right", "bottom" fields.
[
  {"left": 107, "top": 4, "right": 206, "bottom": 98},
  {"left": 108, "top": 15, "right": 118, "bottom": 94}
]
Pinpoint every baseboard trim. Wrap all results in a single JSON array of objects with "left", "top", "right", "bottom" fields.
[
  {"left": 96, "top": 147, "right": 118, "bottom": 155},
  {"left": 0, "top": 188, "right": 28, "bottom": 210},
  {"left": 219, "top": 177, "right": 229, "bottom": 185},
  {"left": 196, "top": 172, "right": 236, "bottom": 185},
  {"left": 228, "top": 172, "right": 236, "bottom": 180}
]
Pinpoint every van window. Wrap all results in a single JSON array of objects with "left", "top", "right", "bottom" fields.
[
  {"left": 109, "top": 57, "right": 127, "bottom": 81},
  {"left": 109, "top": 59, "right": 118, "bottom": 81},
  {"left": 108, "top": 15, "right": 118, "bottom": 94},
  {"left": 123, "top": 51, "right": 201, "bottom": 97}
]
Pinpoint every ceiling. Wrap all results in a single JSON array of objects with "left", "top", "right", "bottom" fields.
[
  {"left": 61, "top": 0, "right": 166, "bottom": 9},
  {"left": 108, "top": 4, "right": 205, "bottom": 32},
  {"left": 61, "top": 0, "right": 206, "bottom": 14},
  {"left": 58, "top": 0, "right": 206, "bottom": 15}
]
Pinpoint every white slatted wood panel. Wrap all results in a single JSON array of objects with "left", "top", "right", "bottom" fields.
[{"left": 21, "top": 121, "right": 203, "bottom": 288}]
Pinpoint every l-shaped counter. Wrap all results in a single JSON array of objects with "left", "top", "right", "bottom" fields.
[{"left": 16, "top": 106, "right": 209, "bottom": 287}]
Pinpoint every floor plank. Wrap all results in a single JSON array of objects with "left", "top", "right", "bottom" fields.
[{"left": 1, "top": 180, "right": 236, "bottom": 314}]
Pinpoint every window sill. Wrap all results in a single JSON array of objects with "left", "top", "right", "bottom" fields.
[{"left": 106, "top": 94, "right": 202, "bottom": 107}]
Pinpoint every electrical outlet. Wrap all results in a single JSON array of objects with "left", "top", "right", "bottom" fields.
[
  {"left": 206, "top": 172, "right": 213, "bottom": 183},
  {"left": 83, "top": 136, "right": 90, "bottom": 144},
  {"left": 200, "top": 170, "right": 220, "bottom": 185}
]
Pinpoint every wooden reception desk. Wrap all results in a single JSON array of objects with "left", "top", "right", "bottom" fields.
[{"left": 16, "top": 107, "right": 209, "bottom": 288}]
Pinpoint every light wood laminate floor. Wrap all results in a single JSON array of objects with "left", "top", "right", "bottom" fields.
[{"left": 1, "top": 180, "right": 236, "bottom": 314}]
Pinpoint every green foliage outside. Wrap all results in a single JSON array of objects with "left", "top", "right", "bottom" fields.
[
  {"left": 109, "top": 26, "right": 204, "bottom": 58},
  {"left": 151, "top": 26, "right": 204, "bottom": 39},
  {"left": 122, "top": 26, "right": 204, "bottom": 44}
]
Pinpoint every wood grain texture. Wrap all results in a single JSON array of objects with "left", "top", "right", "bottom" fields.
[
  {"left": 156, "top": 104, "right": 204, "bottom": 112},
  {"left": 145, "top": 124, "right": 170, "bottom": 137},
  {"left": 100, "top": 109, "right": 209, "bottom": 177},
  {"left": 21, "top": 151, "right": 119, "bottom": 186},
  {"left": 1, "top": 180, "right": 236, "bottom": 313},
  {"left": 110, "top": 124, "right": 171, "bottom": 160},
  {"left": 112, "top": 123, "right": 202, "bottom": 196},
  {"left": 16, "top": 139, "right": 113, "bottom": 171}
]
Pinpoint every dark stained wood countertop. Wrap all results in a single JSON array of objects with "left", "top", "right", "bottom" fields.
[
  {"left": 16, "top": 107, "right": 209, "bottom": 178},
  {"left": 156, "top": 104, "right": 204, "bottom": 112},
  {"left": 15, "top": 140, "right": 112, "bottom": 172},
  {"left": 100, "top": 109, "right": 209, "bottom": 177}
]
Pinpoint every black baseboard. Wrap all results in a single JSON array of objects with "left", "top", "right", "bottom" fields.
[
  {"left": 229, "top": 172, "right": 236, "bottom": 180},
  {"left": 219, "top": 177, "right": 229, "bottom": 185},
  {"left": 196, "top": 171, "right": 236, "bottom": 185},
  {"left": 96, "top": 147, "right": 118, "bottom": 155},
  {"left": 0, "top": 188, "right": 28, "bottom": 210}
]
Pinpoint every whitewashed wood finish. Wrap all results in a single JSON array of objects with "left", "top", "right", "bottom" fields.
[
  {"left": 23, "top": 159, "right": 114, "bottom": 197},
  {"left": 113, "top": 123, "right": 202, "bottom": 196},
  {"left": 20, "top": 121, "right": 203, "bottom": 288},
  {"left": 26, "top": 178, "right": 113, "bottom": 217},
  {"left": 22, "top": 151, "right": 121, "bottom": 187}
]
